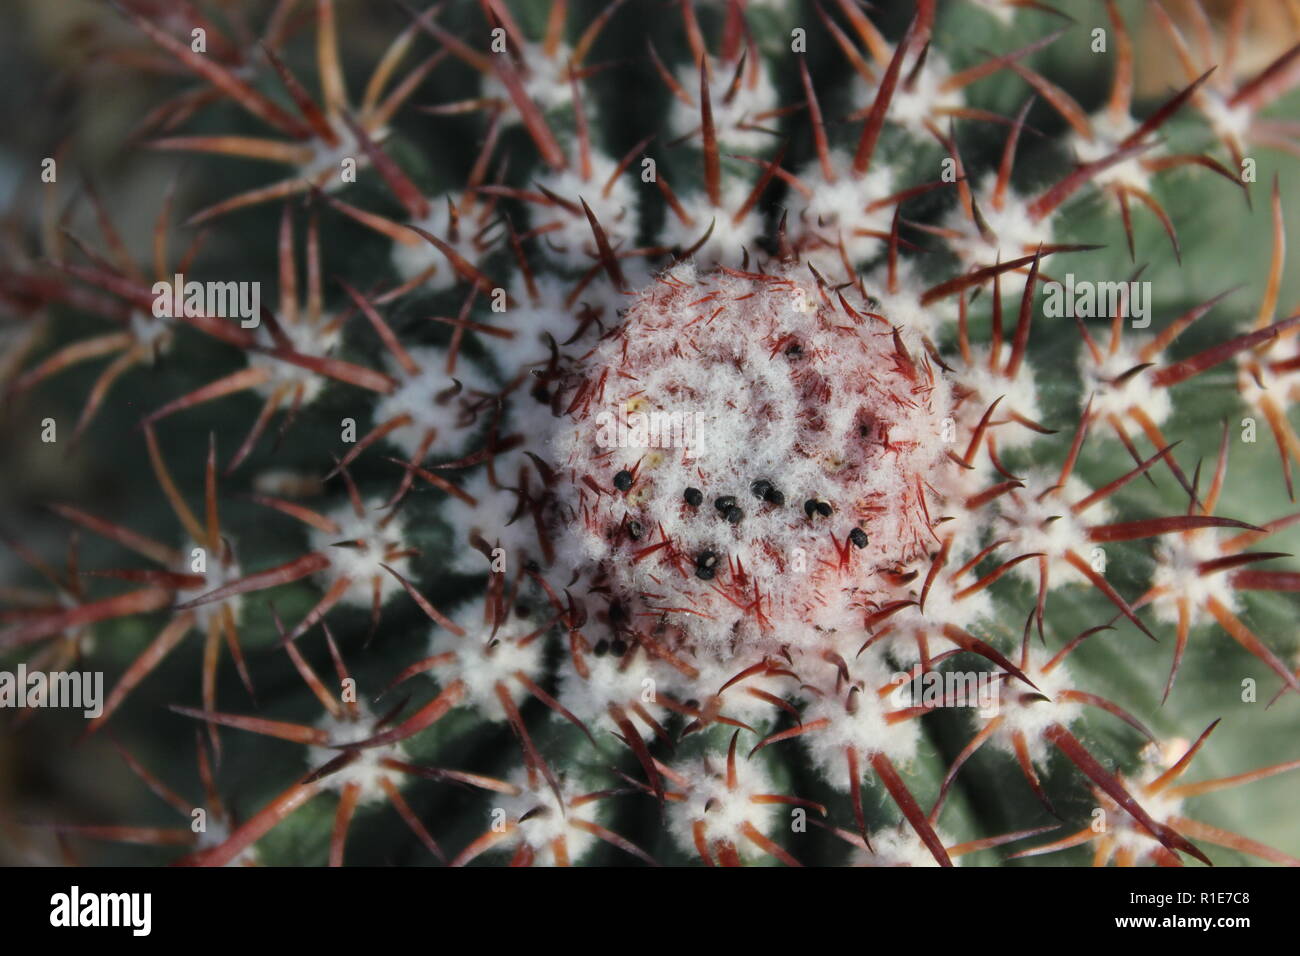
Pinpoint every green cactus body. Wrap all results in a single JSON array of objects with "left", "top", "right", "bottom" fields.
[{"left": 1, "top": 0, "right": 1299, "bottom": 870}]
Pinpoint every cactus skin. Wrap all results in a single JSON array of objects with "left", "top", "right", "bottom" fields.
[{"left": 1, "top": 0, "right": 1299, "bottom": 868}]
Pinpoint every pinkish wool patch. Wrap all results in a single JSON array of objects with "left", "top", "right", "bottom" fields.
[{"left": 546, "top": 263, "right": 956, "bottom": 653}]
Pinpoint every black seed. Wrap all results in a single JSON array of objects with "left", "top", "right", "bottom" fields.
[
  {"left": 627, "top": 519, "right": 644, "bottom": 540},
  {"left": 613, "top": 469, "right": 633, "bottom": 491},
  {"left": 725, "top": 505, "right": 744, "bottom": 524},
  {"left": 610, "top": 639, "right": 628, "bottom": 657},
  {"left": 806, "top": 498, "right": 832, "bottom": 518},
  {"left": 515, "top": 604, "right": 531, "bottom": 618},
  {"left": 786, "top": 343, "right": 802, "bottom": 356},
  {"left": 764, "top": 488, "right": 785, "bottom": 507},
  {"left": 849, "top": 527, "right": 868, "bottom": 549},
  {"left": 684, "top": 487, "right": 703, "bottom": 507},
  {"left": 684, "top": 699, "right": 700, "bottom": 711},
  {"left": 530, "top": 383, "right": 550, "bottom": 403},
  {"left": 593, "top": 639, "right": 610, "bottom": 657},
  {"left": 714, "top": 495, "right": 736, "bottom": 513},
  {"left": 750, "top": 479, "right": 773, "bottom": 500},
  {"left": 695, "top": 550, "right": 719, "bottom": 579},
  {"left": 524, "top": 559, "right": 540, "bottom": 573}
]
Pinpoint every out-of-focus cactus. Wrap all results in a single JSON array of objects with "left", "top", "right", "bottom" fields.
[{"left": 2, "top": 0, "right": 1299, "bottom": 867}]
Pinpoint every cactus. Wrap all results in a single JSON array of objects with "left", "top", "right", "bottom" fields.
[{"left": 1, "top": 0, "right": 1299, "bottom": 868}]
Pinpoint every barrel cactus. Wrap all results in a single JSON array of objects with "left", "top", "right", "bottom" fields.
[{"left": 1, "top": 0, "right": 1298, "bottom": 868}]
